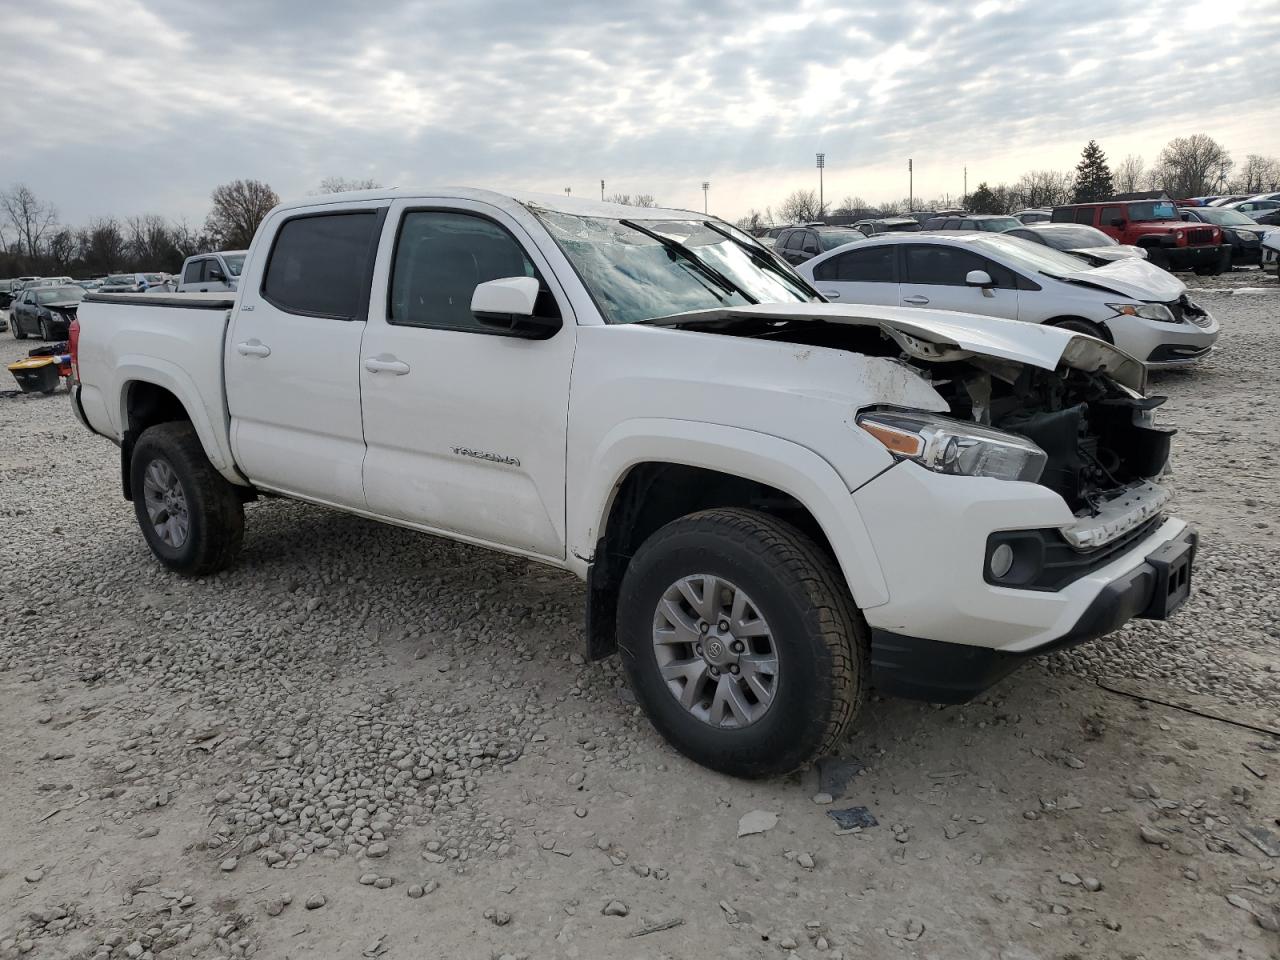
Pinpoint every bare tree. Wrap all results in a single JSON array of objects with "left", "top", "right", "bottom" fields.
[
  {"left": 606, "top": 193, "right": 658, "bottom": 207},
  {"left": 1013, "top": 169, "right": 1075, "bottom": 208},
  {"left": 735, "top": 209, "right": 769, "bottom": 234},
  {"left": 205, "top": 180, "right": 280, "bottom": 249},
  {"left": 1231, "top": 154, "right": 1280, "bottom": 194},
  {"left": 779, "top": 189, "right": 826, "bottom": 223},
  {"left": 1114, "top": 154, "right": 1146, "bottom": 194},
  {"left": 833, "top": 195, "right": 874, "bottom": 217},
  {"left": 1149, "top": 135, "right": 1233, "bottom": 197},
  {"left": 1, "top": 184, "right": 58, "bottom": 260},
  {"left": 316, "top": 176, "right": 382, "bottom": 194}
]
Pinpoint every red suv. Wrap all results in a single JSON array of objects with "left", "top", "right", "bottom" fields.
[{"left": 1051, "top": 199, "right": 1226, "bottom": 274}]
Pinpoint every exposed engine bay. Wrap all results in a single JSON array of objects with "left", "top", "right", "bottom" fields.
[{"left": 675, "top": 315, "right": 1174, "bottom": 520}]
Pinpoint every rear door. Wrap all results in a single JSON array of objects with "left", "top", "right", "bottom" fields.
[
  {"left": 357, "top": 200, "right": 577, "bottom": 559},
  {"left": 897, "top": 243, "right": 1019, "bottom": 319},
  {"left": 225, "top": 202, "right": 386, "bottom": 507},
  {"left": 809, "top": 243, "right": 898, "bottom": 305}
]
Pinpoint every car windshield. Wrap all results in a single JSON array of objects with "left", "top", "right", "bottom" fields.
[
  {"left": 1039, "top": 225, "right": 1115, "bottom": 249},
  {"left": 223, "top": 254, "right": 246, "bottom": 276},
  {"left": 977, "top": 217, "right": 1021, "bottom": 232},
  {"left": 107, "top": 274, "right": 134, "bottom": 284},
  {"left": 1129, "top": 201, "right": 1177, "bottom": 222},
  {"left": 533, "top": 211, "right": 817, "bottom": 324},
  {"left": 143, "top": 273, "right": 166, "bottom": 283},
  {"left": 1191, "top": 208, "right": 1255, "bottom": 226},
  {"left": 818, "top": 229, "right": 866, "bottom": 250},
  {"left": 974, "top": 235, "right": 1094, "bottom": 275},
  {"left": 37, "top": 286, "right": 85, "bottom": 304}
]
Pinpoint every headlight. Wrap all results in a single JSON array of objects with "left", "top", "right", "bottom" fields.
[
  {"left": 856, "top": 410, "right": 1047, "bottom": 483},
  {"left": 1107, "top": 302, "right": 1176, "bottom": 323},
  {"left": 1233, "top": 229, "right": 1258, "bottom": 243}
]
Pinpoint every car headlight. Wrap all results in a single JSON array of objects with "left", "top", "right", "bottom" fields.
[
  {"left": 1233, "top": 229, "right": 1258, "bottom": 243},
  {"left": 1107, "top": 302, "right": 1176, "bottom": 323},
  {"left": 856, "top": 410, "right": 1047, "bottom": 483}
]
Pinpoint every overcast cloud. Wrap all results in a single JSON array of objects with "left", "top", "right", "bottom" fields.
[{"left": 4, "top": 0, "right": 1279, "bottom": 224}]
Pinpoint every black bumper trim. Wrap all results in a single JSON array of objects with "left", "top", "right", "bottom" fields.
[{"left": 870, "top": 528, "right": 1198, "bottom": 704}]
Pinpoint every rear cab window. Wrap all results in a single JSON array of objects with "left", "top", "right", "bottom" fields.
[{"left": 262, "top": 211, "right": 381, "bottom": 319}]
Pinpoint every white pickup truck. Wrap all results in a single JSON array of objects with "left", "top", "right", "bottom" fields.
[{"left": 70, "top": 189, "right": 1197, "bottom": 778}]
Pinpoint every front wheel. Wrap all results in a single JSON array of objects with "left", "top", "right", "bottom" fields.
[
  {"left": 1049, "top": 317, "right": 1109, "bottom": 342},
  {"left": 130, "top": 422, "right": 245, "bottom": 576},
  {"left": 1145, "top": 248, "right": 1170, "bottom": 270},
  {"left": 617, "top": 508, "right": 867, "bottom": 779},
  {"left": 11, "top": 314, "right": 26, "bottom": 339},
  {"left": 39, "top": 317, "right": 52, "bottom": 340}
]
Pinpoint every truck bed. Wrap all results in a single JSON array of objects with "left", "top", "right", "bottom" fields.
[{"left": 75, "top": 292, "right": 242, "bottom": 483}]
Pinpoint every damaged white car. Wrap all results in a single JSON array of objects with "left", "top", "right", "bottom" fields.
[{"left": 71, "top": 191, "right": 1197, "bottom": 778}]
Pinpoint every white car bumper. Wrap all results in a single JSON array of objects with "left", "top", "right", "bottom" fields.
[{"left": 851, "top": 462, "right": 1195, "bottom": 702}]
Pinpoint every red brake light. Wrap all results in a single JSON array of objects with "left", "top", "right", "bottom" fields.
[{"left": 68, "top": 317, "right": 80, "bottom": 382}]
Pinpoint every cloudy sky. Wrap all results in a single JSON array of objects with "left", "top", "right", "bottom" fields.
[{"left": 5, "top": 0, "right": 1279, "bottom": 226}]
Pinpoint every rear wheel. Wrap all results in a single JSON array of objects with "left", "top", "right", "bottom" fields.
[
  {"left": 130, "top": 422, "right": 244, "bottom": 576},
  {"left": 617, "top": 508, "right": 867, "bottom": 779}
]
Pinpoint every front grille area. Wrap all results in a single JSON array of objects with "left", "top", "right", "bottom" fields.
[
  {"left": 1165, "top": 295, "right": 1213, "bottom": 328},
  {"left": 1186, "top": 227, "right": 1214, "bottom": 246}
]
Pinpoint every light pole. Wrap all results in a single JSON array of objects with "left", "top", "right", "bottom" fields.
[
  {"left": 963, "top": 166, "right": 967, "bottom": 204},
  {"left": 908, "top": 158, "right": 913, "bottom": 212},
  {"left": 702, "top": 181, "right": 710, "bottom": 214},
  {"left": 600, "top": 180, "right": 605, "bottom": 201},
  {"left": 565, "top": 186, "right": 571, "bottom": 196},
  {"left": 816, "top": 153, "right": 825, "bottom": 220}
]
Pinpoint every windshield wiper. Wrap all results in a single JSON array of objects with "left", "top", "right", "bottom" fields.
[
  {"left": 619, "top": 219, "right": 758, "bottom": 305},
  {"left": 699, "top": 220, "right": 821, "bottom": 300}
]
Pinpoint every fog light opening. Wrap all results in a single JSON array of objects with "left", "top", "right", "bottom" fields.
[{"left": 990, "top": 543, "right": 1015, "bottom": 580}]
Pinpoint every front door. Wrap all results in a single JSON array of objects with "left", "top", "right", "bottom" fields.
[
  {"left": 358, "top": 201, "right": 576, "bottom": 560},
  {"left": 898, "top": 244, "right": 1020, "bottom": 320},
  {"left": 225, "top": 204, "right": 386, "bottom": 507}
]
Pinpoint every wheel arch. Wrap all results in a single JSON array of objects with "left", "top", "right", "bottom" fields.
[
  {"left": 1045, "top": 315, "right": 1113, "bottom": 343},
  {"left": 115, "top": 362, "right": 235, "bottom": 498},
  {"left": 575, "top": 421, "right": 889, "bottom": 660}
]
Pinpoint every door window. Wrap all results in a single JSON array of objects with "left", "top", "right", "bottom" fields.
[
  {"left": 388, "top": 210, "right": 555, "bottom": 332},
  {"left": 813, "top": 245, "right": 895, "bottom": 283},
  {"left": 262, "top": 211, "right": 379, "bottom": 319},
  {"left": 183, "top": 259, "right": 205, "bottom": 284},
  {"left": 903, "top": 245, "right": 994, "bottom": 286},
  {"left": 1100, "top": 206, "right": 1124, "bottom": 226},
  {"left": 800, "top": 232, "right": 819, "bottom": 255}
]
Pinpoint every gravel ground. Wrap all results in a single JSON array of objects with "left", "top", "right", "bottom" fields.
[{"left": 1, "top": 273, "right": 1278, "bottom": 960}]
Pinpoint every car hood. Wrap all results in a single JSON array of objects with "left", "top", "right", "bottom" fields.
[
  {"left": 645, "top": 302, "right": 1146, "bottom": 392},
  {"left": 1055, "top": 257, "right": 1185, "bottom": 301},
  {"left": 1070, "top": 245, "right": 1146, "bottom": 262}
]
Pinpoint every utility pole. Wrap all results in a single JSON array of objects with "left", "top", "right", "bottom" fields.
[
  {"left": 565, "top": 186, "right": 571, "bottom": 196},
  {"left": 600, "top": 180, "right": 605, "bottom": 201},
  {"left": 702, "top": 181, "right": 710, "bottom": 214},
  {"left": 816, "top": 153, "right": 825, "bottom": 219},
  {"left": 963, "top": 166, "right": 967, "bottom": 202},
  {"left": 908, "top": 158, "right": 913, "bottom": 211}
]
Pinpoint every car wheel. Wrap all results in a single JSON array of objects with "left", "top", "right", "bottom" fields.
[
  {"left": 617, "top": 507, "right": 868, "bottom": 779},
  {"left": 1049, "top": 317, "right": 1110, "bottom": 342},
  {"left": 39, "top": 317, "right": 52, "bottom": 340},
  {"left": 130, "top": 422, "right": 245, "bottom": 576},
  {"left": 1145, "top": 248, "right": 1170, "bottom": 270},
  {"left": 12, "top": 314, "right": 26, "bottom": 339}
]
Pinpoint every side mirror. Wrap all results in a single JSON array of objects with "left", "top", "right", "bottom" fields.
[
  {"left": 471, "top": 276, "right": 560, "bottom": 339},
  {"left": 209, "top": 269, "right": 226, "bottom": 281},
  {"left": 965, "top": 269, "right": 993, "bottom": 287}
]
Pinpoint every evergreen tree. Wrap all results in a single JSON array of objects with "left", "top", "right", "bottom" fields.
[
  {"left": 1073, "top": 140, "right": 1114, "bottom": 202},
  {"left": 967, "top": 182, "right": 1000, "bottom": 213}
]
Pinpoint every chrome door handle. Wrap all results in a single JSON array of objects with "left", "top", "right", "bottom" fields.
[
  {"left": 902, "top": 295, "right": 930, "bottom": 306},
  {"left": 821, "top": 290, "right": 841, "bottom": 300},
  {"left": 364, "top": 356, "right": 410, "bottom": 375},
  {"left": 236, "top": 340, "right": 271, "bottom": 357}
]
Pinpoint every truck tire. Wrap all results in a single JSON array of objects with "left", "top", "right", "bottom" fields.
[
  {"left": 130, "top": 422, "right": 244, "bottom": 576},
  {"left": 1145, "top": 247, "right": 1170, "bottom": 270},
  {"left": 617, "top": 508, "right": 867, "bottom": 778}
]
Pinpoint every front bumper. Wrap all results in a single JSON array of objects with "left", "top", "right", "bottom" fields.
[
  {"left": 871, "top": 527, "right": 1197, "bottom": 703},
  {"left": 1162, "top": 244, "right": 1225, "bottom": 270}
]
